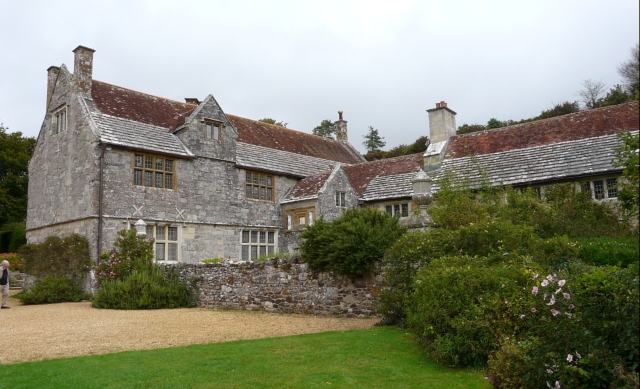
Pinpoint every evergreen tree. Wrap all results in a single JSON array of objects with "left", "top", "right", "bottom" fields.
[
  {"left": 362, "top": 126, "right": 386, "bottom": 153},
  {"left": 312, "top": 119, "right": 335, "bottom": 138}
]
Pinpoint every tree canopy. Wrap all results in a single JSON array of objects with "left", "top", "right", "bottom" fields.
[
  {"left": 0, "top": 124, "right": 35, "bottom": 227},
  {"left": 617, "top": 43, "right": 639, "bottom": 96},
  {"left": 258, "top": 118, "right": 288, "bottom": 127},
  {"left": 363, "top": 135, "right": 429, "bottom": 161},
  {"left": 312, "top": 119, "right": 335, "bottom": 138},
  {"left": 362, "top": 126, "right": 386, "bottom": 153}
]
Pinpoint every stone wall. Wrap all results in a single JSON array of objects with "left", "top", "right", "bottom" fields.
[{"left": 179, "top": 260, "right": 381, "bottom": 318}]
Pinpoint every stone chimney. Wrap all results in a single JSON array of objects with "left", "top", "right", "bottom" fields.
[
  {"left": 335, "top": 110, "right": 348, "bottom": 141},
  {"left": 72, "top": 45, "right": 96, "bottom": 98},
  {"left": 426, "top": 101, "right": 457, "bottom": 143},
  {"left": 46, "top": 66, "right": 60, "bottom": 110}
]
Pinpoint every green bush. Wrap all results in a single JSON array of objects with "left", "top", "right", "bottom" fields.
[
  {"left": 91, "top": 264, "right": 192, "bottom": 310},
  {"left": 15, "top": 275, "right": 89, "bottom": 305},
  {"left": 18, "top": 234, "right": 91, "bottom": 286},
  {"left": 300, "top": 208, "right": 405, "bottom": 277},
  {"left": 94, "top": 229, "right": 154, "bottom": 286},
  {"left": 0, "top": 222, "right": 26, "bottom": 253},
  {"left": 406, "top": 255, "right": 539, "bottom": 367},
  {"left": 575, "top": 236, "right": 639, "bottom": 267}
]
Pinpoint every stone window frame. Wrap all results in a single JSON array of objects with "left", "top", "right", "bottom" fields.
[
  {"left": 203, "top": 119, "right": 223, "bottom": 142},
  {"left": 335, "top": 191, "right": 346, "bottom": 207},
  {"left": 132, "top": 153, "right": 177, "bottom": 190},
  {"left": 581, "top": 177, "right": 618, "bottom": 200},
  {"left": 51, "top": 105, "right": 68, "bottom": 135},
  {"left": 384, "top": 203, "right": 409, "bottom": 217},
  {"left": 240, "top": 229, "right": 277, "bottom": 261},
  {"left": 128, "top": 222, "right": 182, "bottom": 262},
  {"left": 285, "top": 207, "right": 316, "bottom": 230},
  {"left": 245, "top": 170, "right": 275, "bottom": 202}
]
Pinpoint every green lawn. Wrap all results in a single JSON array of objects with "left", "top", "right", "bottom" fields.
[{"left": 0, "top": 327, "right": 491, "bottom": 389}]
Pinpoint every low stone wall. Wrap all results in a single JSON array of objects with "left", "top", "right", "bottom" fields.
[{"left": 179, "top": 260, "right": 381, "bottom": 318}]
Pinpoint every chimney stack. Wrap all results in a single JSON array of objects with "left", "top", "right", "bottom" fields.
[
  {"left": 426, "top": 101, "right": 457, "bottom": 143},
  {"left": 46, "top": 66, "right": 60, "bottom": 109},
  {"left": 72, "top": 45, "right": 96, "bottom": 98},
  {"left": 335, "top": 110, "right": 348, "bottom": 141}
]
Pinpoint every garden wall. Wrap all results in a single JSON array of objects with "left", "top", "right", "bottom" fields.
[{"left": 178, "top": 260, "right": 382, "bottom": 318}]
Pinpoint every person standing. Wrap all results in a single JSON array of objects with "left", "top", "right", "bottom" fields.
[{"left": 1, "top": 260, "right": 10, "bottom": 309}]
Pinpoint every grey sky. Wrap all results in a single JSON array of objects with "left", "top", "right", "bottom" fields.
[{"left": 1, "top": 0, "right": 638, "bottom": 153}]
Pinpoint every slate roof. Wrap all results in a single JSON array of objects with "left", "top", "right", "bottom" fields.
[
  {"left": 446, "top": 102, "right": 638, "bottom": 158},
  {"left": 361, "top": 172, "right": 415, "bottom": 201},
  {"left": 228, "top": 114, "right": 364, "bottom": 164},
  {"left": 343, "top": 154, "right": 424, "bottom": 198},
  {"left": 280, "top": 169, "right": 334, "bottom": 203},
  {"left": 235, "top": 143, "right": 340, "bottom": 177}
]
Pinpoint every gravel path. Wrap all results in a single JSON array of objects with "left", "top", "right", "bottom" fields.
[{"left": 0, "top": 292, "right": 378, "bottom": 364}]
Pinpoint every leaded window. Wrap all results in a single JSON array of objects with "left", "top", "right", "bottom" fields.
[
  {"left": 241, "top": 229, "right": 276, "bottom": 261},
  {"left": 133, "top": 153, "right": 175, "bottom": 189},
  {"left": 245, "top": 171, "right": 274, "bottom": 201}
]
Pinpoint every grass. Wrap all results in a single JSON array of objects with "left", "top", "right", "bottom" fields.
[{"left": 0, "top": 327, "right": 490, "bottom": 389}]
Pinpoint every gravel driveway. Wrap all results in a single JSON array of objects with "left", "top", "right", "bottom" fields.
[{"left": 0, "top": 292, "right": 378, "bottom": 364}]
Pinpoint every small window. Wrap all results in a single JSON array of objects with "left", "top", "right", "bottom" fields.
[
  {"left": 593, "top": 180, "right": 605, "bottom": 200},
  {"left": 133, "top": 153, "right": 176, "bottom": 190},
  {"left": 134, "top": 224, "right": 181, "bottom": 262},
  {"left": 606, "top": 178, "right": 618, "bottom": 198},
  {"left": 285, "top": 207, "right": 316, "bottom": 230},
  {"left": 336, "top": 191, "right": 346, "bottom": 207},
  {"left": 245, "top": 171, "right": 274, "bottom": 201},
  {"left": 204, "top": 121, "right": 222, "bottom": 141},
  {"left": 52, "top": 108, "right": 67, "bottom": 135},
  {"left": 385, "top": 203, "right": 410, "bottom": 217},
  {"left": 241, "top": 229, "right": 277, "bottom": 261}
]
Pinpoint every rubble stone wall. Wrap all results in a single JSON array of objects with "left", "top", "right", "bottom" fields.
[{"left": 178, "top": 260, "right": 381, "bottom": 318}]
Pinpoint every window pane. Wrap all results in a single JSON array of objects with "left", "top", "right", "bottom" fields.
[
  {"left": 253, "top": 174, "right": 258, "bottom": 184},
  {"left": 251, "top": 245, "right": 258, "bottom": 260},
  {"left": 394, "top": 204, "right": 400, "bottom": 216},
  {"left": 582, "top": 182, "right": 591, "bottom": 194},
  {"left": 260, "top": 246, "right": 267, "bottom": 257},
  {"left": 385, "top": 205, "right": 392, "bottom": 216},
  {"left": 253, "top": 186, "right": 259, "bottom": 199},
  {"left": 287, "top": 214, "right": 292, "bottom": 230},
  {"left": 260, "top": 174, "right": 265, "bottom": 185},
  {"left": 135, "top": 155, "right": 143, "bottom": 167},
  {"left": 168, "top": 243, "right": 177, "bottom": 261},
  {"left": 155, "top": 172, "right": 163, "bottom": 188},
  {"left": 593, "top": 180, "right": 605, "bottom": 200},
  {"left": 213, "top": 125, "right": 219, "bottom": 140},
  {"left": 156, "top": 243, "right": 165, "bottom": 260},
  {"left": 401, "top": 204, "right": 408, "bottom": 217},
  {"left": 134, "top": 170, "right": 142, "bottom": 185},
  {"left": 267, "top": 188, "right": 273, "bottom": 201},
  {"left": 156, "top": 226, "right": 165, "bottom": 240},
  {"left": 246, "top": 185, "right": 253, "bottom": 198},
  {"left": 206, "top": 123, "right": 212, "bottom": 139},
  {"left": 168, "top": 227, "right": 178, "bottom": 241},
  {"left": 266, "top": 176, "right": 272, "bottom": 186},
  {"left": 242, "top": 230, "right": 250, "bottom": 243},
  {"left": 246, "top": 172, "right": 252, "bottom": 183},
  {"left": 165, "top": 174, "right": 173, "bottom": 189},
  {"left": 146, "top": 226, "right": 154, "bottom": 238},
  {"left": 268, "top": 231, "right": 274, "bottom": 244},
  {"left": 268, "top": 246, "right": 274, "bottom": 255},
  {"left": 251, "top": 231, "right": 258, "bottom": 243},
  {"left": 165, "top": 160, "right": 173, "bottom": 172},
  {"left": 607, "top": 178, "right": 618, "bottom": 198},
  {"left": 308, "top": 210, "right": 314, "bottom": 225},
  {"left": 241, "top": 246, "right": 249, "bottom": 261},
  {"left": 341, "top": 192, "right": 345, "bottom": 206},
  {"left": 144, "top": 171, "right": 153, "bottom": 187},
  {"left": 336, "top": 192, "right": 340, "bottom": 206},
  {"left": 259, "top": 231, "right": 266, "bottom": 243},
  {"left": 156, "top": 158, "right": 163, "bottom": 170},
  {"left": 260, "top": 187, "right": 266, "bottom": 200},
  {"left": 145, "top": 156, "right": 153, "bottom": 169},
  {"left": 299, "top": 216, "right": 306, "bottom": 225}
]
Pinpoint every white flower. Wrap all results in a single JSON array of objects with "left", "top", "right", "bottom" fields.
[
  {"left": 541, "top": 280, "right": 549, "bottom": 287},
  {"left": 520, "top": 314, "right": 526, "bottom": 319},
  {"left": 558, "top": 280, "right": 566, "bottom": 287},
  {"left": 547, "top": 295, "right": 556, "bottom": 306},
  {"left": 567, "top": 354, "right": 573, "bottom": 362},
  {"left": 568, "top": 304, "right": 575, "bottom": 309},
  {"left": 551, "top": 309, "right": 560, "bottom": 316},
  {"left": 532, "top": 286, "right": 539, "bottom": 295},
  {"left": 555, "top": 288, "right": 562, "bottom": 294},
  {"left": 555, "top": 381, "right": 561, "bottom": 389},
  {"left": 564, "top": 312, "right": 573, "bottom": 318},
  {"left": 547, "top": 369, "right": 554, "bottom": 374},
  {"left": 531, "top": 307, "right": 537, "bottom": 313},
  {"left": 533, "top": 274, "right": 539, "bottom": 280},
  {"left": 546, "top": 275, "right": 553, "bottom": 281},
  {"left": 563, "top": 293, "right": 570, "bottom": 300}
]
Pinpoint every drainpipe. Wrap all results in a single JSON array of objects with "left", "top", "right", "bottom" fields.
[{"left": 97, "top": 143, "right": 106, "bottom": 264}]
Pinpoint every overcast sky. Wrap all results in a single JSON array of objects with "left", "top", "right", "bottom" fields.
[{"left": 1, "top": 0, "right": 638, "bottom": 153}]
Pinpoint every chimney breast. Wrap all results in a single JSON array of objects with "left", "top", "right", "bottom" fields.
[
  {"left": 46, "top": 66, "right": 60, "bottom": 110},
  {"left": 72, "top": 45, "right": 96, "bottom": 98},
  {"left": 426, "top": 101, "right": 457, "bottom": 143},
  {"left": 335, "top": 110, "right": 348, "bottom": 142}
]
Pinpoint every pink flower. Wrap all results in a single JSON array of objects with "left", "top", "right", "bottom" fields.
[
  {"left": 547, "top": 369, "right": 554, "bottom": 374},
  {"left": 543, "top": 293, "right": 548, "bottom": 300},
  {"left": 558, "top": 280, "right": 566, "bottom": 287},
  {"left": 533, "top": 274, "right": 539, "bottom": 280},
  {"left": 555, "top": 381, "right": 561, "bottom": 389},
  {"left": 520, "top": 314, "right": 526, "bottom": 319},
  {"left": 576, "top": 351, "right": 581, "bottom": 359},
  {"left": 568, "top": 304, "right": 575, "bottom": 309},
  {"left": 567, "top": 354, "right": 573, "bottom": 362},
  {"left": 532, "top": 286, "right": 539, "bottom": 295},
  {"left": 547, "top": 295, "right": 556, "bottom": 306},
  {"left": 504, "top": 300, "right": 508, "bottom": 305},
  {"left": 531, "top": 307, "right": 537, "bottom": 313},
  {"left": 564, "top": 312, "right": 573, "bottom": 318},
  {"left": 541, "top": 279, "right": 549, "bottom": 287},
  {"left": 551, "top": 309, "right": 560, "bottom": 316},
  {"left": 555, "top": 288, "right": 562, "bottom": 294}
]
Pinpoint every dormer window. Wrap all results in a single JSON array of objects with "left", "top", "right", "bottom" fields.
[
  {"left": 52, "top": 107, "right": 67, "bottom": 135},
  {"left": 204, "top": 120, "right": 222, "bottom": 141}
]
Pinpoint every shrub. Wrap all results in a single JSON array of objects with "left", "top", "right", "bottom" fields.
[
  {"left": 0, "top": 252, "right": 22, "bottom": 272},
  {"left": 300, "top": 208, "right": 405, "bottom": 277},
  {"left": 15, "top": 275, "right": 89, "bottom": 305},
  {"left": 575, "top": 236, "right": 639, "bottom": 267},
  {"left": 18, "top": 234, "right": 90, "bottom": 286},
  {"left": 0, "top": 222, "right": 26, "bottom": 253},
  {"left": 406, "top": 255, "right": 539, "bottom": 367},
  {"left": 93, "top": 229, "right": 154, "bottom": 286},
  {"left": 91, "top": 264, "right": 191, "bottom": 310}
]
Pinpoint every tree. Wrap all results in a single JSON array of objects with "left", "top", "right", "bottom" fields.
[
  {"left": 0, "top": 124, "right": 36, "bottom": 227},
  {"left": 613, "top": 131, "right": 639, "bottom": 220},
  {"left": 258, "top": 118, "right": 288, "bottom": 128},
  {"left": 486, "top": 118, "right": 504, "bottom": 129},
  {"left": 312, "top": 119, "right": 335, "bottom": 138},
  {"left": 536, "top": 101, "right": 580, "bottom": 120},
  {"left": 457, "top": 123, "right": 486, "bottom": 135},
  {"left": 364, "top": 135, "right": 430, "bottom": 161},
  {"left": 577, "top": 79, "right": 607, "bottom": 109},
  {"left": 617, "top": 43, "right": 639, "bottom": 96},
  {"left": 362, "top": 126, "right": 386, "bottom": 153},
  {"left": 600, "top": 85, "right": 632, "bottom": 107}
]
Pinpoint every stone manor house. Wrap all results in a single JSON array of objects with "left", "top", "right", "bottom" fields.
[{"left": 26, "top": 46, "right": 640, "bottom": 263}]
